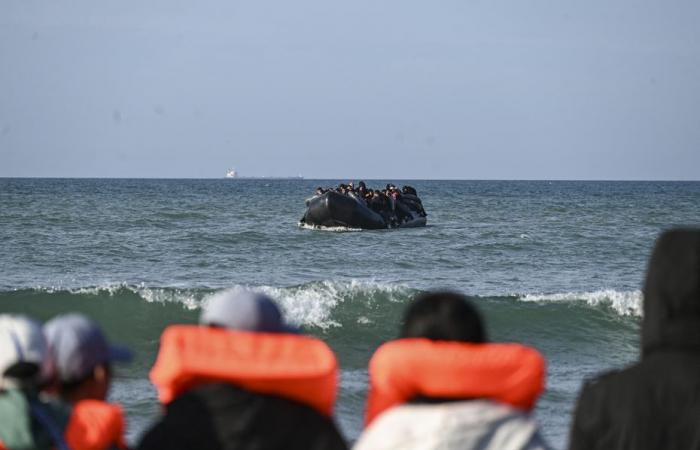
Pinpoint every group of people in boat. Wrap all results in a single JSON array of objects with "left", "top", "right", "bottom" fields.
[
  {"left": 314, "top": 181, "right": 427, "bottom": 226},
  {"left": 2, "top": 228, "right": 700, "bottom": 450}
]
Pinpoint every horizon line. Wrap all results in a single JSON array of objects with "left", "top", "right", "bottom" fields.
[{"left": 1, "top": 176, "right": 699, "bottom": 182}]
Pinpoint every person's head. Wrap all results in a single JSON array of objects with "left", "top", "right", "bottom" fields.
[
  {"left": 400, "top": 291, "right": 487, "bottom": 343},
  {"left": 44, "top": 313, "right": 132, "bottom": 402},
  {"left": 359, "top": 181, "right": 366, "bottom": 189},
  {"left": 642, "top": 228, "right": 700, "bottom": 356},
  {"left": 0, "top": 315, "right": 52, "bottom": 391},
  {"left": 201, "top": 289, "right": 298, "bottom": 333},
  {"left": 402, "top": 186, "right": 417, "bottom": 196}
]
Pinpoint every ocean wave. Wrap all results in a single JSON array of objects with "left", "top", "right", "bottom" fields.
[
  {"left": 2, "top": 284, "right": 641, "bottom": 330},
  {"left": 7, "top": 280, "right": 414, "bottom": 329},
  {"left": 518, "top": 289, "right": 642, "bottom": 317}
]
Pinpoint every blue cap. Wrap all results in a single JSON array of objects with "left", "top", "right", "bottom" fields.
[
  {"left": 200, "top": 289, "right": 298, "bottom": 333},
  {"left": 44, "top": 313, "right": 133, "bottom": 383}
]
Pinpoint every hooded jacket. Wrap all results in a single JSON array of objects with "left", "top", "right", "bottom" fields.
[
  {"left": 0, "top": 388, "right": 70, "bottom": 450},
  {"left": 137, "top": 383, "right": 347, "bottom": 450},
  {"left": 569, "top": 229, "right": 700, "bottom": 450},
  {"left": 354, "top": 400, "right": 549, "bottom": 450}
]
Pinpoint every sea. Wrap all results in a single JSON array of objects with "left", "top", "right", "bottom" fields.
[{"left": 1, "top": 178, "right": 699, "bottom": 449}]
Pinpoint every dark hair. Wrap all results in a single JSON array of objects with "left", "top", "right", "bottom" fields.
[{"left": 400, "top": 291, "right": 486, "bottom": 343}]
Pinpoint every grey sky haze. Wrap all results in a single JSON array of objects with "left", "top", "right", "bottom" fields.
[{"left": 1, "top": 0, "right": 699, "bottom": 179}]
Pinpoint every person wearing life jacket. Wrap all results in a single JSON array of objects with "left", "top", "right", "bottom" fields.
[
  {"left": 0, "top": 314, "right": 72, "bottom": 450},
  {"left": 354, "top": 291, "right": 550, "bottom": 450},
  {"left": 137, "top": 289, "right": 347, "bottom": 450},
  {"left": 569, "top": 229, "right": 700, "bottom": 450},
  {"left": 44, "top": 313, "right": 133, "bottom": 450}
]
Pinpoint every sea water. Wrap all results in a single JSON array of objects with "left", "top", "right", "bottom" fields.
[{"left": 1, "top": 178, "right": 699, "bottom": 448}]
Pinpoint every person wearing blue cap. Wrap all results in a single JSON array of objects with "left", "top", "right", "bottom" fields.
[
  {"left": 44, "top": 313, "right": 132, "bottom": 404},
  {"left": 138, "top": 288, "right": 347, "bottom": 450},
  {"left": 44, "top": 313, "right": 133, "bottom": 450}
]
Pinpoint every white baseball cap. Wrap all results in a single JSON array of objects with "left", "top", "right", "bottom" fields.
[{"left": 0, "top": 314, "right": 52, "bottom": 387}]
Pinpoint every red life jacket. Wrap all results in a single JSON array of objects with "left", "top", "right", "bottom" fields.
[
  {"left": 150, "top": 325, "right": 338, "bottom": 416},
  {"left": 65, "top": 400, "right": 127, "bottom": 450},
  {"left": 365, "top": 338, "right": 546, "bottom": 425}
]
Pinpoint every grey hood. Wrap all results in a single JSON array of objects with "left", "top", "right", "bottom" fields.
[{"left": 642, "top": 229, "right": 700, "bottom": 357}]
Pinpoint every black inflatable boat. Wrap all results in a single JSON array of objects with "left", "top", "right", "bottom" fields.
[{"left": 300, "top": 191, "right": 427, "bottom": 230}]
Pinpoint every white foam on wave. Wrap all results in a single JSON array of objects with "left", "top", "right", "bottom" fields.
[
  {"left": 297, "top": 222, "right": 363, "bottom": 232},
  {"left": 135, "top": 286, "right": 200, "bottom": 310},
  {"left": 258, "top": 280, "right": 410, "bottom": 329},
  {"left": 202, "top": 280, "right": 412, "bottom": 329},
  {"left": 30, "top": 280, "right": 411, "bottom": 328},
  {"left": 65, "top": 283, "right": 202, "bottom": 310},
  {"left": 30, "top": 283, "right": 642, "bottom": 319},
  {"left": 519, "top": 289, "right": 642, "bottom": 317}
]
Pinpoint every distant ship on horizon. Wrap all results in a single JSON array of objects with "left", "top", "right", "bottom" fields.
[{"left": 225, "top": 167, "right": 303, "bottom": 180}]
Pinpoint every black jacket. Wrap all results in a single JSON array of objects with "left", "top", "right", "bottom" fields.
[
  {"left": 569, "top": 229, "right": 700, "bottom": 450},
  {"left": 137, "top": 383, "right": 348, "bottom": 450}
]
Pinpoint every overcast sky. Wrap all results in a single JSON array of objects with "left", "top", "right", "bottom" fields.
[{"left": 1, "top": 0, "right": 699, "bottom": 179}]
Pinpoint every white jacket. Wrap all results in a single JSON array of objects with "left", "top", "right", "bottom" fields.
[{"left": 353, "top": 400, "right": 550, "bottom": 450}]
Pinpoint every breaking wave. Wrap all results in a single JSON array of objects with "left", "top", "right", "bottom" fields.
[
  {"left": 519, "top": 289, "right": 642, "bottom": 317},
  {"left": 1, "top": 282, "right": 642, "bottom": 333}
]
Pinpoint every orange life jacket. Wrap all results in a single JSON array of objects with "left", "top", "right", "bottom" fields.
[
  {"left": 0, "top": 439, "right": 6, "bottom": 450},
  {"left": 150, "top": 325, "right": 338, "bottom": 416},
  {"left": 365, "top": 338, "right": 546, "bottom": 425},
  {"left": 65, "top": 400, "right": 127, "bottom": 450}
]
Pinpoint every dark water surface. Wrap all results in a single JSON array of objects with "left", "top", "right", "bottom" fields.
[{"left": 2, "top": 178, "right": 699, "bottom": 448}]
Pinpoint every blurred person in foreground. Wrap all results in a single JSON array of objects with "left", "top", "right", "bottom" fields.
[
  {"left": 354, "top": 291, "right": 549, "bottom": 450},
  {"left": 44, "top": 313, "right": 133, "bottom": 450},
  {"left": 0, "top": 314, "right": 68, "bottom": 450},
  {"left": 569, "top": 229, "right": 700, "bottom": 450},
  {"left": 138, "top": 289, "right": 347, "bottom": 450}
]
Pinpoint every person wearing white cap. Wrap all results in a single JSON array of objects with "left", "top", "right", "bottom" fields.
[
  {"left": 0, "top": 314, "right": 71, "bottom": 450},
  {"left": 138, "top": 289, "right": 347, "bottom": 450}
]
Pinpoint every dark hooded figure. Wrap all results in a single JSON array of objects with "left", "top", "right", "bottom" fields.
[
  {"left": 357, "top": 181, "right": 367, "bottom": 199},
  {"left": 569, "top": 229, "right": 700, "bottom": 450}
]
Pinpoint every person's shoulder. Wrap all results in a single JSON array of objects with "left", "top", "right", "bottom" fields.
[
  {"left": 579, "top": 360, "right": 659, "bottom": 403},
  {"left": 356, "top": 401, "right": 548, "bottom": 450},
  {"left": 580, "top": 364, "right": 637, "bottom": 392},
  {"left": 139, "top": 383, "right": 347, "bottom": 450},
  {"left": 571, "top": 365, "right": 641, "bottom": 434}
]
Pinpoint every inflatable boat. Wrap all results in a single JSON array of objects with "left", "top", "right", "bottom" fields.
[{"left": 300, "top": 191, "right": 427, "bottom": 230}]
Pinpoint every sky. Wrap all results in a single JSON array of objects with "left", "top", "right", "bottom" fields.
[{"left": 1, "top": 0, "right": 699, "bottom": 180}]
